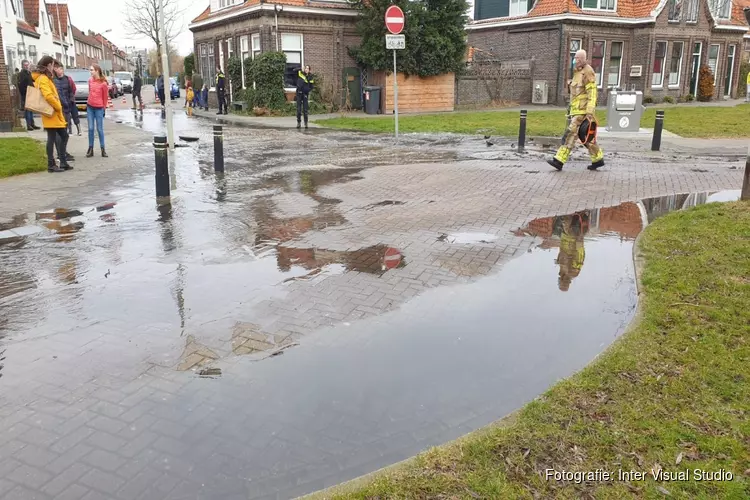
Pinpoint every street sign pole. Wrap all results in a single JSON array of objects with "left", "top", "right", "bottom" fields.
[
  {"left": 159, "top": 0, "right": 175, "bottom": 151},
  {"left": 393, "top": 49, "right": 398, "bottom": 139}
]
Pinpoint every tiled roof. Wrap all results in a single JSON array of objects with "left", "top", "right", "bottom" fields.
[
  {"left": 17, "top": 19, "right": 39, "bottom": 36},
  {"left": 71, "top": 25, "right": 100, "bottom": 46},
  {"left": 47, "top": 3, "right": 70, "bottom": 38},
  {"left": 24, "top": 0, "right": 40, "bottom": 26},
  {"left": 191, "top": 0, "right": 352, "bottom": 24}
]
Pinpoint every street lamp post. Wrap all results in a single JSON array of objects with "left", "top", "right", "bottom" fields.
[
  {"left": 100, "top": 29, "right": 112, "bottom": 75},
  {"left": 159, "top": 0, "right": 175, "bottom": 150}
]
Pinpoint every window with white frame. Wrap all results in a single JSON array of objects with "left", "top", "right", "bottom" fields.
[
  {"left": 708, "top": 44, "right": 720, "bottom": 83},
  {"left": 218, "top": 0, "right": 239, "bottom": 9},
  {"left": 569, "top": 39, "right": 581, "bottom": 79},
  {"left": 607, "top": 41, "right": 623, "bottom": 87},
  {"left": 668, "top": 41, "right": 683, "bottom": 87},
  {"left": 227, "top": 38, "right": 233, "bottom": 59},
  {"left": 668, "top": 0, "right": 681, "bottom": 21},
  {"left": 240, "top": 36, "right": 249, "bottom": 87},
  {"left": 281, "top": 34, "right": 303, "bottom": 88},
  {"left": 28, "top": 44, "right": 37, "bottom": 60},
  {"left": 685, "top": 0, "right": 698, "bottom": 21},
  {"left": 578, "top": 0, "right": 615, "bottom": 10},
  {"left": 708, "top": 0, "right": 731, "bottom": 19},
  {"left": 652, "top": 41, "right": 667, "bottom": 87},
  {"left": 509, "top": 0, "right": 528, "bottom": 16},
  {"left": 591, "top": 40, "right": 605, "bottom": 87},
  {"left": 252, "top": 34, "right": 261, "bottom": 59}
]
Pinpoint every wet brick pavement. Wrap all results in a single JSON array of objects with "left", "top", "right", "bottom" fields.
[{"left": 0, "top": 113, "right": 745, "bottom": 500}]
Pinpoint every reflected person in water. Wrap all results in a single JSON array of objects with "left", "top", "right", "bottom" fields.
[{"left": 554, "top": 212, "right": 589, "bottom": 291}]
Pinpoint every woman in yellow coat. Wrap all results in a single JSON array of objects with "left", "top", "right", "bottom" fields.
[{"left": 32, "top": 56, "right": 71, "bottom": 173}]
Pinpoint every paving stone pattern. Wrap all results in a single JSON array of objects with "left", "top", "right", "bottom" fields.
[{"left": 0, "top": 150, "right": 743, "bottom": 500}]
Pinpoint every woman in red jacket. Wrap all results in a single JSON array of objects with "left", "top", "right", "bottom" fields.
[{"left": 86, "top": 64, "right": 109, "bottom": 158}]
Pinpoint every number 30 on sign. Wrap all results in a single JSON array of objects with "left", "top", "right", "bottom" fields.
[{"left": 386, "top": 34, "right": 405, "bottom": 50}]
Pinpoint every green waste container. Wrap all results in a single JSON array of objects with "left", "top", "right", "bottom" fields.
[{"left": 364, "top": 86, "right": 381, "bottom": 115}]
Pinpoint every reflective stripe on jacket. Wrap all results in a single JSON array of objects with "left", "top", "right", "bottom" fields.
[
  {"left": 569, "top": 64, "right": 597, "bottom": 116},
  {"left": 296, "top": 70, "right": 314, "bottom": 94}
]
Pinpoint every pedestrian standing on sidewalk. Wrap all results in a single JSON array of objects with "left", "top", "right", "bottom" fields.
[
  {"left": 66, "top": 73, "right": 82, "bottom": 136},
  {"left": 53, "top": 62, "right": 76, "bottom": 164},
  {"left": 32, "top": 56, "right": 71, "bottom": 173},
  {"left": 296, "top": 65, "right": 314, "bottom": 129},
  {"left": 202, "top": 83, "right": 209, "bottom": 111},
  {"left": 156, "top": 74, "right": 166, "bottom": 108},
  {"left": 184, "top": 77, "right": 191, "bottom": 107},
  {"left": 86, "top": 64, "right": 109, "bottom": 158},
  {"left": 215, "top": 67, "right": 227, "bottom": 115},
  {"left": 18, "top": 60, "right": 39, "bottom": 130},
  {"left": 132, "top": 72, "right": 143, "bottom": 110},
  {"left": 186, "top": 83, "right": 194, "bottom": 117}
]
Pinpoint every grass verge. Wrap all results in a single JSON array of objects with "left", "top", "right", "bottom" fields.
[
  {"left": 320, "top": 201, "right": 750, "bottom": 499},
  {"left": 316, "top": 104, "right": 750, "bottom": 139},
  {"left": 0, "top": 137, "right": 48, "bottom": 178}
]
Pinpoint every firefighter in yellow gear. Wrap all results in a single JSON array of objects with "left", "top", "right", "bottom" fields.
[
  {"left": 548, "top": 49, "right": 604, "bottom": 171},
  {"left": 555, "top": 213, "right": 588, "bottom": 291}
]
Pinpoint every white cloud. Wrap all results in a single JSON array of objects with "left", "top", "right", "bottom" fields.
[{"left": 66, "top": 0, "right": 205, "bottom": 55}]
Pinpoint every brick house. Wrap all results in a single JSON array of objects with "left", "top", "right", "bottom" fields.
[
  {"left": 466, "top": 0, "right": 749, "bottom": 105},
  {"left": 188, "top": 0, "right": 361, "bottom": 102},
  {"left": 71, "top": 26, "right": 103, "bottom": 70},
  {"left": 1, "top": 25, "right": 16, "bottom": 131}
]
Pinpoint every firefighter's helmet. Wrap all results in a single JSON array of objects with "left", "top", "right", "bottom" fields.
[{"left": 577, "top": 117, "right": 598, "bottom": 145}]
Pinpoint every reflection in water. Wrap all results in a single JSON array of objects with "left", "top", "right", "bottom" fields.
[
  {"left": 277, "top": 245, "right": 404, "bottom": 276},
  {"left": 555, "top": 213, "right": 588, "bottom": 291}
]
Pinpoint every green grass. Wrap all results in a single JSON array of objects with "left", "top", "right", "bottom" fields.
[
  {"left": 0, "top": 137, "right": 48, "bottom": 178},
  {"left": 316, "top": 104, "right": 750, "bottom": 139},
  {"left": 320, "top": 201, "right": 750, "bottom": 499}
]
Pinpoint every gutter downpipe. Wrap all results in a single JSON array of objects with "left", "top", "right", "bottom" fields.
[{"left": 557, "top": 21, "right": 563, "bottom": 106}]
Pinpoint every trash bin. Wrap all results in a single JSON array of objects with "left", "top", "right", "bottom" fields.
[
  {"left": 363, "top": 86, "right": 381, "bottom": 115},
  {"left": 606, "top": 88, "right": 643, "bottom": 132}
]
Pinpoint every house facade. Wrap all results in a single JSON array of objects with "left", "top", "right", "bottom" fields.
[
  {"left": 466, "top": 0, "right": 749, "bottom": 105},
  {"left": 72, "top": 25, "right": 102, "bottom": 70},
  {"left": 1, "top": 0, "right": 75, "bottom": 73},
  {"left": 188, "top": 0, "right": 360, "bottom": 100}
]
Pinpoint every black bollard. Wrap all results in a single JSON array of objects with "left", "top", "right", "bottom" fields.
[
  {"left": 651, "top": 110, "right": 665, "bottom": 152},
  {"left": 154, "top": 136, "right": 170, "bottom": 201},
  {"left": 518, "top": 109, "right": 527, "bottom": 151},
  {"left": 213, "top": 125, "right": 225, "bottom": 173}
]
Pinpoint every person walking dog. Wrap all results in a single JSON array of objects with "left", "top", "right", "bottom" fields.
[
  {"left": 86, "top": 64, "right": 109, "bottom": 158},
  {"left": 32, "top": 56, "right": 71, "bottom": 173},
  {"left": 296, "top": 65, "right": 314, "bottom": 129}
]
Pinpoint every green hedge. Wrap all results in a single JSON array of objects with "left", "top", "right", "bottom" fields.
[{"left": 242, "top": 52, "right": 287, "bottom": 110}]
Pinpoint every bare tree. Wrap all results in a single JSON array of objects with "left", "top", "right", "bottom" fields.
[{"left": 124, "top": 0, "right": 182, "bottom": 72}]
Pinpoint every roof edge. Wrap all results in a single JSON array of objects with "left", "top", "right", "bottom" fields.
[
  {"left": 467, "top": 13, "right": 656, "bottom": 30},
  {"left": 189, "top": 3, "right": 357, "bottom": 30}
]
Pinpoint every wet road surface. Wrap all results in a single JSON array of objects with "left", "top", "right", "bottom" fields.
[{"left": 0, "top": 107, "right": 744, "bottom": 500}]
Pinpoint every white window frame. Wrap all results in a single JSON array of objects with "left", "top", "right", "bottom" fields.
[
  {"left": 240, "top": 35, "right": 249, "bottom": 88},
  {"left": 591, "top": 40, "right": 606, "bottom": 88},
  {"left": 652, "top": 40, "right": 667, "bottom": 88},
  {"left": 578, "top": 0, "right": 616, "bottom": 11},
  {"left": 708, "top": 44, "right": 720, "bottom": 84},
  {"left": 668, "top": 0, "right": 682, "bottom": 22},
  {"left": 281, "top": 33, "right": 304, "bottom": 90},
  {"left": 668, "top": 41, "right": 683, "bottom": 88},
  {"left": 607, "top": 41, "right": 623, "bottom": 88},
  {"left": 685, "top": 0, "right": 698, "bottom": 22},
  {"left": 724, "top": 44, "right": 736, "bottom": 97},
  {"left": 569, "top": 38, "right": 582, "bottom": 80},
  {"left": 252, "top": 33, "right": 261, "bottom": 59},
  {"left": 509, "top": 0, "right": 528, "bottom": 16},
  {"left": 709, "top": 0, "right": 731, "bottom": 20}
]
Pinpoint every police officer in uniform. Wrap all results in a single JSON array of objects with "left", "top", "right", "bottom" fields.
[
  {"left": 548, "top": 49, "right": 604, "bottom": 171},
  {"left": 296, "top": 65, "right": 314, "bottom": 129},
  {"left": 215, "top": 67, "right": 227, "bottom": 115}
]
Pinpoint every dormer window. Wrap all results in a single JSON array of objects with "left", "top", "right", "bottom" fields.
[
  {"left": 708, "top": 0, "right": 731, "bottom": 20},
  {"left": 577, "top": 0, "right": 616, "bottom": 11},
  {"left": 217, "top": 0, "right": 239, "bottom": 10}
]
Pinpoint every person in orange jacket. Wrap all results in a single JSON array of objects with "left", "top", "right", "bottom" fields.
[{"left": 32, "top": 56, "right": 71, "bottom": 173}]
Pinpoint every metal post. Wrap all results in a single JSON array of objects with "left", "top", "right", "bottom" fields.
[
  {"left": 154, "top": 136, "right": 170, "bottom": 200},
  {"left": 214, "top": 125, "right": 224, "bottom": 173},
  {"left": 393, "top": 49, "right": 398, "bottom": 139},
  {"left": 159, "top": 0, "right": 175, "bottom": 150},
  {"left": 651, "top": 110, "right": 664, "bottom": 152},
  {"left": 518, "top": 109, "right": 527, "bottom": 151},
  {"left": 742, "top": 144, "right": 750, "bottom": 201}
]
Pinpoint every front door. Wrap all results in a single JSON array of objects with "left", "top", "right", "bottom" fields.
[
  {"left": 724, "top": 45, "right": 736, "bottom": 97},
  {"left": 690, "top": 42, "right": 702, "bottom": 96}
]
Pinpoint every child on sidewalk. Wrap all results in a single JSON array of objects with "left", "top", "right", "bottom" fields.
[{"left": 186, "top": 84, "right": 195, "bottom": 117}]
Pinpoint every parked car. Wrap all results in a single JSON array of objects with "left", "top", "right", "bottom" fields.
[
  {"left": 169, "top": 77, "right": 180, "bottom": 100},
  {"left": 67, "top": 69, "right": 90, "bottom": 112},
  {"left": 114, "top": 71, "right": 133, "bottom": 93},
  {"left": 107, "top": 77, "right": 118, "bottom": 99},
  {"left": 114, "top": 78, "right": 124, "bottom": 96}
]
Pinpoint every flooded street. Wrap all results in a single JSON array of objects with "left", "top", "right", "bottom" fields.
[{"left": 0, "top": 108, "right": 744, "bottom": 499}]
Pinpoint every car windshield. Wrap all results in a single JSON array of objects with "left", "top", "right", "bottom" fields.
[{"left": 68, "top": 70, "right": 90, "bottom": 83}]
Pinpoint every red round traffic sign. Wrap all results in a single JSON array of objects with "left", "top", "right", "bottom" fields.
[
  {"left": 385, "top": 5, "right": 405, "bottom": 35},
  {"left": 383, "top": 247, "right": 402, "bottom": 270}
]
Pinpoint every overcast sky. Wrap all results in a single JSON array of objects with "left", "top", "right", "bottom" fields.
[{"left": 66, "top": 0, "right": 207, "bottom": 55}]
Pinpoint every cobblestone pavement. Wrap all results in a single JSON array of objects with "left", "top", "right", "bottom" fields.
[{"left": 0, "top": 111, "right": 745, "bottom": 500}]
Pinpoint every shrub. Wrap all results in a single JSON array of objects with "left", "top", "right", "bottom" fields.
[
  {"left": 244, "top": 52, "right": 287, "bottom": 111},
  {"left": 184, "top": 53, "right": 195, "bottom": 80},
  {"left": 663, "top": 95, "right": 675, "bottom": 104},
  {"left": 309, "top": 74, "right": 340, "bottom": 113},
  {"left": 685, "top": 93, "right": 695, "bottom": 102},
  {"left": 227, "top": 56, "right": 243, "bottom": 94},
  {"left": 739, "top": 62, "right": 750, "bottom": 98},
  {"left": 643, "top": 95, "right": 654, "bottom": 104},
  {"left": 697, "top": 65, "right": 714, "bottom": 102}
]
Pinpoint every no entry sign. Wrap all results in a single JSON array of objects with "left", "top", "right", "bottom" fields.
[
  {"left": 385, "top": 5, "right": 405, "bottom": 35},
  {"left": 383, "top": 247, "right": 402, "bottom": 270}
]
